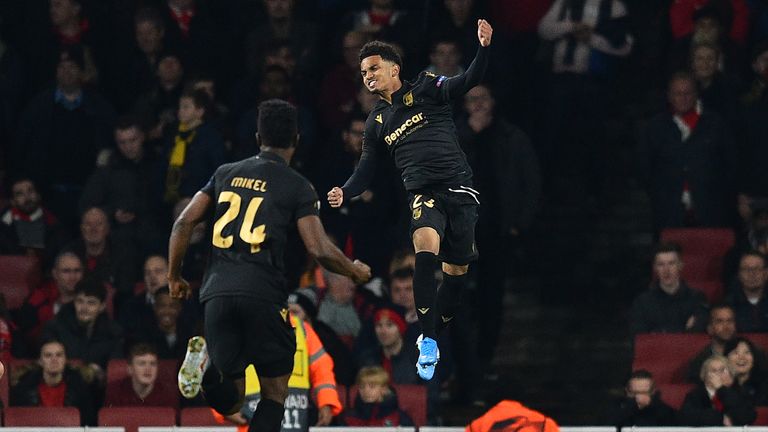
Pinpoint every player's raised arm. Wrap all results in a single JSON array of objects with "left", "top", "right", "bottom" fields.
[
  {"left": 168, "top": 190, "right": 213, "bottom": 299},
  {"left": 437, "top": 19, "right": 493, "bottom": 100},
  {"left": 297, "top": 214, "right": 371, "bottom": 284},
  {"left": 328, "top": 122, "right": 380, "bottom": 207}
]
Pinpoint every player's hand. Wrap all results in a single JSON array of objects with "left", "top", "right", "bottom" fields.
[
  {"left": 327, "top": 187, "right": 344, "bottom": 208},
  {"left": 169, "top": 276, "right": 192, "bottom": 300},
  {"left": 225, "top": 412, "right": 248, "bottom": 425},
  {"left": 316, "top": 405, "right": 333, "bottom": 426},
  {"left": 478, "top": 19, "right": 493, "bottom": 47},
  {"left": 352, "top": 259, "right": 372, "bottom": 284}
]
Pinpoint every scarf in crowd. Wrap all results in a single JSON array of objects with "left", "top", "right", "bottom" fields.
[
  {"left": 169, "top": 4, "right": 196, "bottom": 37},
  {"left": 164, "top": 123, "right": 196, "bottom": 204},
  {"left": 672, "top": 100, "right": 703, "bottom": 221}
]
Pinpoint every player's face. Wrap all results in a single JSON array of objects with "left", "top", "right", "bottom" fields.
[
  {"left": 360, "top": 55, "right": 398, "bottom": 94},
  {"left": 129, "top": 353, "right": 158, "bottom": 386},
  {"left": 144, "top": 256, "right": 169, "bottom": 294},
  {"left": 39, "top": 342, "right": 67, "bottom": 375}
]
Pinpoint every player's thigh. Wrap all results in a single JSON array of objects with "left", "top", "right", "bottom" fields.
[
  {"left": 204, "top": 296, "right": 248, "bottom": 376},
  {"left": 242, "top": 299, "right": 296, "bottom": 376},
  {"left": 441, "top": 193, "right": 479, "bottom": 266},
  {"left": 408, "top": 191, "right": 446, "bottom": 253}
]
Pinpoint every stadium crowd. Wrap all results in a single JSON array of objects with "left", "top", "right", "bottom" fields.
[{"left": 0, "top": 0, "right": 766, "bottom": 428}]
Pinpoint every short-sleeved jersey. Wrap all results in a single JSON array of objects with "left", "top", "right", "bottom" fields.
[
  {"left": 198, "top": 151, "right": 320, "bottom": 304},
  {"left": 364, "top": 71, "right": 473, "bottom": 191}
]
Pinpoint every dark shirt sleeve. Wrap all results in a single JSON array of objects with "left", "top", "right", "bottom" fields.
[
  {"left": 341, "top": 118, "right": 381, "bottom": 198},
  {"left": 426, "top": 45, "right": 490, "bottom": 102},
  {"left": 200, "top": 172, "right": 216, "bottom": 196},
  {"left": 294, "top": 179, "right": 321, "bottom": 220}
]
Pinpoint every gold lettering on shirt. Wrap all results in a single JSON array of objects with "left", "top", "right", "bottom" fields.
[{"left": 229, "top": 177, "right": 268, "bottom": 192}]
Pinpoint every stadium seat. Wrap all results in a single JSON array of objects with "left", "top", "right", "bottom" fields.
[
  {"left": 0, "top": 255, "right": 40, "bottom": 310},
  {"left": 661, "top": 228, "right": 735, "bottom": 259},
  {"left": 687, "top": 279, "right": 724, "bottom": 304},
  {"left": 98, "top": 406, "right": 176, "bottom": 432},
  {"left": 678, "top": 255, "right": 724, "bottom": 286},
  {"left": 657, "top": 383, "right": 695, "bottom": 410},
  {"left": 4, "top": 406, "right": 81, "bottom": 426},
  {"left": 180, "top": 407, "right": 222, "bottom": 426},
  {"left": 348, "top": 383, "right": 427, "bottom": 426},
  {"left": 755, "top": 407, "right": 768, "bottom": 425},
  {"left": 633, "top": 333, "right": 710, "bottom": 384}
]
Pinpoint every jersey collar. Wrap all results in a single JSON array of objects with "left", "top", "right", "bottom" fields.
[{"left": 257, "top": 150, "right": 288, "bottom": 165}]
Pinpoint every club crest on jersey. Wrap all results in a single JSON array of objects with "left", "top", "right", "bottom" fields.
[
  {"left": 403, "top": 91, "right": 414, "bottom": 107},
  {"left": 413, "top": 207, "right": 422, "bottom": 220},
  {"left": 424, "top": 71, "right": 437, "bottom": 78},
  {"left": 436, "top": 76, "right": 447, "bottom": 87},
  {"left": 375, "top": 113, "right": 383, "bottom": 124}
]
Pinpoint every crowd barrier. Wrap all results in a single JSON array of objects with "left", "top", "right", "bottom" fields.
[{"left": 5, "top": 426, "right": 768, "bottom": 432}]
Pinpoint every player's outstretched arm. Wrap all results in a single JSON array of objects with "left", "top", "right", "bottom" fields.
[
  {"left": 439, "top": 19, "right": 493, "bottom": 100},
  {"left": 297, "top": 215, "right": 371, "bottom": 284},
  {"left": 168, "top": 191, "right": 213, "bottom": 299}
]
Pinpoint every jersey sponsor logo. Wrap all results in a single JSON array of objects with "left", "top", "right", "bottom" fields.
[
  {"left": 403, "top": 90, "right": 414, "bottom": 107},
  {"left": 384, "top": 112, "right": 425, "bottom": 146},
  {"left": 375, "top": 113, "right": 383, "bottom": 124},
  {"left": 436, "top": 76, "right": 447, "bottom": 87}
]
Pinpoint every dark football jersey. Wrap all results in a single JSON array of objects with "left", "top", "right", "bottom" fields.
[
  {"left": 198, "top": 151, "right": 320, "bottom": 304},
  {"left": 342, "top": 46, "right": 489, "bottom": 196}
]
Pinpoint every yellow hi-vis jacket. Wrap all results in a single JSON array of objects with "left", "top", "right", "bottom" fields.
[{"left": 213, "top": 315, "right": 342, "bottom": 431}]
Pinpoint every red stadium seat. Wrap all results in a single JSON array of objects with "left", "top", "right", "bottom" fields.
[
  {"left": 4, "top": 406, "right": 81, "bottom": 426},
  {"left": 657, "top": 383, "right": 695, "bottom": 410},
  {"left": 678, "top": 255, "right": 724, "bottom": 286},
  {"left": 755, "top": 407, "right": 768, "bottom": 425},
  {"left": 180, "top": 407, "right": 222, "bottom": 426},
  {"left": 688, "top": 279, "right": 725, "bottom": 304},
  {"left": 0, "top": 255, "right": 40, "bottom": 310},
  {"left": 633, "top": 333, "right": 710, "bottom": 384},
  {"left": 99, "top": 406, "right": 176, "bottom": 432},
  {"left": 348, "top": 383, "right": 427, "bottom": 426},
  {"left": 661, "top": 228, "right": 735, "bottom": 258}
]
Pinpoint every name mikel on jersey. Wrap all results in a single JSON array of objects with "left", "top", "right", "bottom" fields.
[
  {"left": 230, "top": 177, "right": 268, "bottom": 192},
  {"left": 384, "top": 113, "right": 425, "bottom": 146}
]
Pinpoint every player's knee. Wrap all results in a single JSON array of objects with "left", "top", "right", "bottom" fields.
[
  {"left": 443, "top": 263, "right": 468, "bottom": 275},
  {"left": 413, "top": 227, "right": 440, "bottom": 253}
]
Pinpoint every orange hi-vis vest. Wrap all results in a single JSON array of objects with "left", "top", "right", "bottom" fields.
[
  {"left": 466, "top": 400, "right": 560, "bottom": 432},
  {"left": 213, "top": 315, "right": 342, "bottom": 432}
]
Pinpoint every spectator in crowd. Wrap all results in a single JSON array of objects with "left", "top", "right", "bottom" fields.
[
  {"left": 457, "top": 83, "right": 541, "bottom": 369},
  {"left": 79, "top": 116, "right": 163, "bottom": 254},
  {"left": 358, "top": 304, "right": 438, "bottom": 424},
  {"left": 288, "top": 287, "right": 356, "bottom": 386},
  {"left": 16, "top": 251, "right": 84, "bottom": 357},
  {"left": 14, "top": 46, "right": 115, "bottom": 230},
  {"left": 243, "top": 0, "right": 318, "bottom": 81},
  {"left": 388, "top": 267, "right": 420, "bottom": 345},
  {"left": 724, "top": 337, "right": 768, "bottom": 406},
  {"left": 132, "top": 51, "right": 185, "bottom": 145},
  {"left": 607, "top": 370, "right": 676, "bottom": 427},
  {"left": 131, "top": 287, "right": 194, "bottom": 359},
  {"left": 638, "top": 72, "right": 737, "bottom": 231},
  {"left": 11, "top": 339, "right": 95, "bottom": 425},
  {"left": 428, "top": 0, "right": 483, "bottom": 67},
  {"left": 115, "top": 7, "right": 168, "bottom": 111},
  {"left": 339, "top": 365, "right": 414, "bottom": 426},
  {"left": 691, "top": 42, "right": 738, "bottom": 120},
  {"left": 119, "top": 255, "right": 169, "bottom": 336},
  {"left": 318, "top": 270, "right": 363, "bottom": 346},
  {"left": 669, "top": 1, "right": 749, "bottom": 60},
  {"left": 742, "top": 41, "right": 768, "bottom": 108},
  {"left": 0, "top": 177, "right": 68, "bottom": 262},
  {"left": 629, "top": 242, "right": 709, "bottom": 334},
  {"left": 738, "top": 42, "right": 768, "bottom": 211},
  {"left": 343, "top": 0, "right": 416, "bottom": 62},
  {"left": 688, "top": 304, "right": 738, "bottom": 382},
  {"left": 159, "top": 0, "right": 221, "bottom": 77},
  {"left": 187, "top": 71, "right": 231, "bottom": 141},
  {"left": 318, "top": 30, "right": 369, "bottom": 133},
  {"left": 104, "top": 343, "right": 178, "bottom": 408},
  {"left": 425, "top": 40, "right": 464, "bottom": 77},
  {"left": 65, "top": 206, "right": 139, "bottom": 303},
  {"left": 161, "top": 88, "right": 226, "bottom": 208},
  {"left": 41, "top": 278, "right": 124, "bottom": 377},
  {"left": 679, "top": 354, "right": 756, "bottom": 425},
  {"left": 538, "top": 0, "right": 632, "bottom": 192},
  {"left": 727, "top": 251, "right": 768, "bottom": 332}
]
